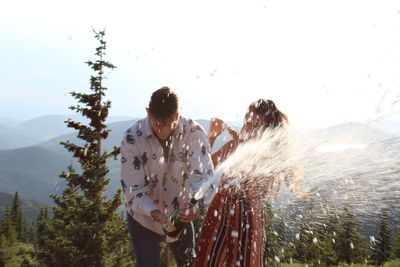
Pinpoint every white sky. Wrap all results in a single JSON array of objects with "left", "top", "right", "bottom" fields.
[{"left": 1, "top": 0, "right": 400, "bottom": 128}]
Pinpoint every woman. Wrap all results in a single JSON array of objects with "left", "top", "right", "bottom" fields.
[{"left": 194, "top": 99, "right": 295, "bottom": 267}]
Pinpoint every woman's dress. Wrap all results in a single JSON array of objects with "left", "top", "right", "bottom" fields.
[{"left": 194, "top": 179, "right": 267, "bottom": 267}]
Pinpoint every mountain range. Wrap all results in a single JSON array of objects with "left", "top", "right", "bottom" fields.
[
  {"left": 0, "top": 115, "right": 135, "bottom": 150},
  {"left": 0, "top": 114, "right": 399, "bottom": 227},
  {"left": 0, "top": 115, "right": 240, "bottom": 204}
]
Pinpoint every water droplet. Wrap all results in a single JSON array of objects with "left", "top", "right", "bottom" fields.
[
  {"left": 274, "top": 256, "right": 280, "bottom": 263},
  {"left": 231, "top": 231, "right": 239, "bottom": 238}
]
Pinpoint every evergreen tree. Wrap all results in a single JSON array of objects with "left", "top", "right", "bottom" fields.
[
  {"left": 36, "top": 30, "right": 133, "bottom": 267},
  {"left": 275, "top": 215, "right": 288, "bottom": 262},
  {"left": 0, "top": 204, "right": 17, "bottom": 245},
  {"left": 0, "top": 200, "right": 36, "bottom": 266},
  {"left": 318, "top": 210, "right": 340, "bottom": 266},
  {"left": 291, "top": 201, "right": 322, "bottom": 265},
  {"left": 264, "top": 202, "right": 280, "bottom": 265},
  {"left": 335, "top": 205, "right": 369, "bottom": 264},
  {"left": 35, "top": 207, "right": 50, "bottom": 262},
  {"left": 0, "top": 233, "right": 15, "bottom": 267},
  {"left": 10, "top": 192, "right": 28, "bottom": 242},
  {"left": 372, "top": 208, "right": 393, "bottom": 266},
  {"left": 391, "top": 225, "right": 400, "bottom": 259},
  {"left": 264, "top": 204, "right": 289, "bottom": 265}
]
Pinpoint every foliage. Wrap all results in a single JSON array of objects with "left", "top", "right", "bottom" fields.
[
  {"left": 0, "top": 192, "right": 35, "bottom": 266},
  {"left": 383, "top": 259, "right": 400, "bottom": 267},
  {"left": 371, "top": 208, "right": 393, "bottom": 266},
  {"left": 335, "top": 205, "right": 369, "bottom": 264},
  {"left": 265, "top": 202, "right": 291, "bottom": 265},
  {"left": 35, "top": 30, "right": 134, "bottom": 267},
  {"left": 285, "top": 201, "right": 370, "bottom": 266},
  {"left": 391, "top": 225, "right": 400, "bottom": 259},
  {"left": 0, "top": 240, "right": 37, "bottom": 267}
]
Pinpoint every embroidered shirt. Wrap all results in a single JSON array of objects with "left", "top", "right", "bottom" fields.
[{"left": 121, "top": 116, "right": 214, "bottom": 235}]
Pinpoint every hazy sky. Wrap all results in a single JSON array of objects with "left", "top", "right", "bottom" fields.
[{"left": 1, "top": 0, "right": 400, "bottom": 128}]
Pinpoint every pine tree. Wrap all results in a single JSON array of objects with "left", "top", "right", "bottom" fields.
[
  {"left": 291, "top": 201, "right": 323, "bottom": 265},
  {"left": 264, "top": 204, "right": 289, "bottom": 265},
  {"left": 275, "top": 215, "right": 288, "bottom": 262},
  {"left": 0, "top": 204, "right": 19, "bottom": 266},
  {"left": 36, "top": 30, "right": 133, "bottom": 267},
  {"left": 372, "top": 208, "right": 393, "bottom": 266},
  {"left": 10, "top": 192, "right": 28, "bottom": 242},
  {"left": 264, "top": 202, "right": 280, "bottom": 265},
  {"left": 35, "top": 207, "right": 50, "bottom": 262},
  {"left": 0, "top": 204, "right": 17, "bottom": 245},
  {"left": 391, "top": 224, "right": 400, "bottom": 259},
  {"left": 318, "top": 210, "right": 340, "bottom": 266},
  {"left": 335, "top": 205, "right": 369, "bottom": 264}
]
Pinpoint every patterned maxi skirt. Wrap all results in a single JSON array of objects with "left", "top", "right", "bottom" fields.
[{"left": 194, "top": 184, "right": 267, "bottom": 267}]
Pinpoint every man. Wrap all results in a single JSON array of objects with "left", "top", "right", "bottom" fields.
[{"left": 121, "top": 87, "right": 214, "bottom": 267}]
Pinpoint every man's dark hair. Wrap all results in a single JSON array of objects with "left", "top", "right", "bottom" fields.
[{"left": 149, "top": 87, "right": 179, "bottom": 119}]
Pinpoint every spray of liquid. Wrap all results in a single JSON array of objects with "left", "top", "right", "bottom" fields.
[
  {"left": 195, "top": 125, "right": 305, "bottom": 202},
  {"left": 195, "top": 113, "right": 400, "bottom": 223},
  {"left": 194, "top": 89, "right": 399, "bottom": 263}
]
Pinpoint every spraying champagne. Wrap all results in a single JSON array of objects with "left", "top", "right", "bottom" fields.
[{"left": 162, "top": 198, "right": 198, "bottom": 238}]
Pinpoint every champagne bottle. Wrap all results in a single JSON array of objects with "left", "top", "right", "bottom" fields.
[{"left": 163, "top": 198, "right": 197, "bottom": 238}]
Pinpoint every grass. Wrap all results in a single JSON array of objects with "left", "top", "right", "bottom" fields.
[{"left": 276, "top": 259, "right": 400, "bottom": 266}]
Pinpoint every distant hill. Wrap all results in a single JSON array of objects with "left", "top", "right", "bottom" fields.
[
  {"left": 0, "top": 124, "right": 43, "bottom": 150},
  {"left": 0, "top": 191, "right": 47, "bottom": 223},
  {"left": 369, "top": 119, "right": 400, "bottom": 137},
  {"left": 1, "top": 116, "right": 399, "bottom": 227},
  {"left": 312, "top": 122, "right": 391, "bottom": 143},
  {"left": 0, "top": 115, "right": 136, "bottom": 150},
  {"left": 36, "top": 119, "right": 138, "bottom": 152},
  {"left": 38, "top": 118, "right": 240, "bottom": 153},
  {"left": 0, "top": 145, "right": 125, "bottom": 204},
  {"left": 0, "top": 118, "right": 240, "bottom": 203},
  {"left": 0, "top": 146, "right": 73, "bottom": 203},
  {"left": 0, "top": 117, "right": 22, "bottom": 127}
]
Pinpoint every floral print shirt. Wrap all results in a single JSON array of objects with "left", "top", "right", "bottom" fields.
[{"left": 121, "top": 116, "right": 214, "bottom": 235}]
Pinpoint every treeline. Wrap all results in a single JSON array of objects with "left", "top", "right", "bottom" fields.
[
  {"left": 0, "top": 192, "right": 36, "bottom": 266},
  {"left": 265, "top": 201, "right": 400, "bottom": 266},
  {"left": 1, "top": 192, "right": 400, "bottom": 266},
  {"left": 0, "top": 192, "right": 133, "bottom": 267}
]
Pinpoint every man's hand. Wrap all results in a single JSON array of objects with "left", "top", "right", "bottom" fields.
[
  {"left": 178, "top": 203, "right": 199, "bottom": 223},
  {"left": 151, "top": 209, "right": 167, "bottom": 224}
]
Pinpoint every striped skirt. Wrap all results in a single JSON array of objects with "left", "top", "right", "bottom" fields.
[{"left": 194, "top": 185, "right": 266, "bottom": 267}]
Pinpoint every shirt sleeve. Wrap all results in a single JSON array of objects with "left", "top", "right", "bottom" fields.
[
  {"left": 120, "top": 131, "right": 157, "bottom": 218},
  {"left": 187, "top": 126, "right": 215, "bottom": 198}
]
